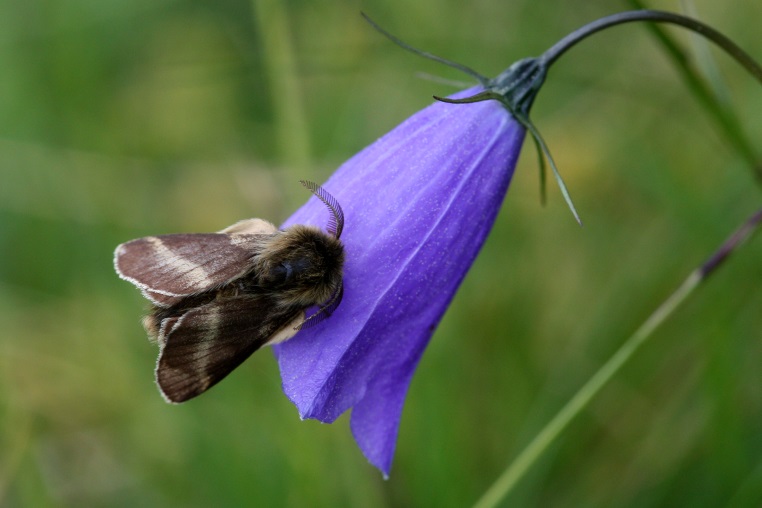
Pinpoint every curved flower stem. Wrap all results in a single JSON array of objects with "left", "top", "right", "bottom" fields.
[
  {"left": 542, "top": 10, "right": 762, "bottom": 86},
  {"left": 474, "top": 206, "right": 762, "bottom": 508}
]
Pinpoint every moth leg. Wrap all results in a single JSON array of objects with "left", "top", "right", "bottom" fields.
[{"left": 296, "top": 282, "right": 344, "bottom": 330}]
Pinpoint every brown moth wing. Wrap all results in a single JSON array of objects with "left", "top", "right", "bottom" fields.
[
  {"left": 156, "top": 295, "right": 304, "bottom": 403},
  {"left": 114, "top": 220, "right": 278, "bottom": 305}
]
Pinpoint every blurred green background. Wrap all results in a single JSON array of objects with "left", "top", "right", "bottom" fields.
[{"left": 1, "top": 0, "right": 761, "bottom": 506}]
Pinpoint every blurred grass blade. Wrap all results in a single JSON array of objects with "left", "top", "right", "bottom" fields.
[
  {"left": 251, "top": 0, "right": 311, "bottom": 176},
  {"left": 625, "top": 0, "right": 762, "bottom": 182},
  {"left": 474, "top": 206, "right": 762, "bottom": 508},
  {"left": 680, "top": 0, "right": 732, "bottom": 105}
]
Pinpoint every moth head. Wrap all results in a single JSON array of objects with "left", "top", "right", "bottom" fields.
[
  {"left": 255, "top": 182, "right": 345, "bottom": 308},
  {"left": 257, "top": 225, "right": 344, "bottom": 306}
]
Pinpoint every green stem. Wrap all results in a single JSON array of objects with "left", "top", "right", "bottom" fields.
[
  {"left": 542, "top": 10, "right": 762, "bottom": 85},
  {"left": 474, "top": 206, "right": 762, "bottom": 508}
]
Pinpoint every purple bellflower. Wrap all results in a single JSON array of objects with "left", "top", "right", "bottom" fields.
[
  {"left": 273, "top": 20, "right": 571, "bottom": 476},
  {"left": 275, "top": 90, "right": 526, "bottom": 476}
]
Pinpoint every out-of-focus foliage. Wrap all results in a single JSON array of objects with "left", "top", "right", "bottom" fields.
[{"left": 0, "top": 0, "right": 760, "bottom": 506}]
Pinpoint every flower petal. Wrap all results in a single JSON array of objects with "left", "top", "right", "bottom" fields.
[{"left": 274, "top": 88, "right": 526, "bottom": 476}]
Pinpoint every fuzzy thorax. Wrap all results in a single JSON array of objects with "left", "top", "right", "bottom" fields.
[{"left": 253, "top": 224, "right": 344, "bottom": 307}]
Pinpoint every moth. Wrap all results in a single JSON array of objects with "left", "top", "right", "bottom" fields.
[{"left": 114, "top": 180, "right": 345, "bottom": 403}]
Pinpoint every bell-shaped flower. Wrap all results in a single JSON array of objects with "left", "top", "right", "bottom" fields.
[
  {"left": 276, "top": 85, "right": 533, "bottom": 475},
  {"left": 271, "top": 14, "right": 585, "bottom": 476}
]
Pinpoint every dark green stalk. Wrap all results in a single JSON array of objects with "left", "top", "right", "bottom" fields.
[
  {"left": 540, "top": 9, "right": 762, "bottom": 181},
  {"left": 541, "top": 10, "right": 762, "bottom": 84}
]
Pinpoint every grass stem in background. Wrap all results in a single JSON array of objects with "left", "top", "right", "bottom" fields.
[
  {"left": 625, "top": 0, "right": 762, "bottom": 182},
  {"left": 474, "top": 207, "right": 762, "bottom": 508},
  {"left": 251, "top": 0, "right": 311, "bottom": 175}
]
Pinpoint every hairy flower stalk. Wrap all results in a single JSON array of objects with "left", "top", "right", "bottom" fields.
[{"left": 273, "top": 10, "right": 762, "bottom": 476}]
